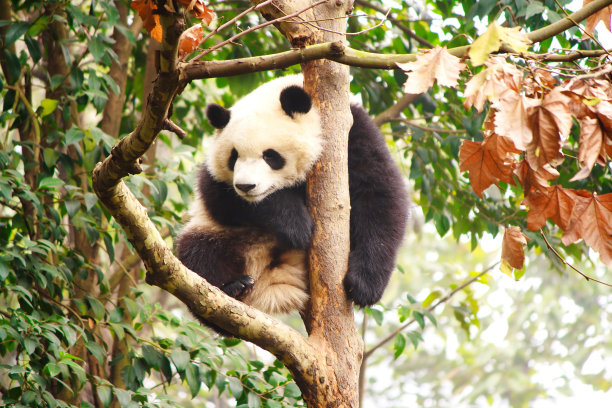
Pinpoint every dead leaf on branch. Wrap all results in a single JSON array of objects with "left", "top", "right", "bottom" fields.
[
  {"left": 177, "top": 0, "right": 214, "bottom": 25},
  {"left": 397, "top": 46, "right": 466, "bottom": 94},
  {"left": 581, "top": 0, "right": 612, "bottom": 39},
  {"left": 523, "top": 185, "right": 584, "bottom": 231},
  {"left": 515, "top": 160, "right": 559, "bottom": 197},
  {"left": 131, "top": 0, "right": 161, "bottom": 41},
  {"left": 493, "top": 91, "right": 540, "bottom": 150},
  {"left": 501, "top": 226, "right": 529, "bottom": 270},
  {"left": 459, "top": 134, "right": 518, "bottom": 198},
  {"left": 562, "top": 192, "right": 612, "bottom": 266},
  {"left": 464, "top": 57, "right": 523, "bottom": 113},
  {"left": 526, "top": 87, "right": 573, "bottom": 170},
  {"left": 572, "top": 115, "right": 604, "bottom": 181},
  {"left": 178, "top": 24, "right": 205, "bottom": 60},
  {"left": 131, "top": 0, "right": 213, "bottom": 42}
]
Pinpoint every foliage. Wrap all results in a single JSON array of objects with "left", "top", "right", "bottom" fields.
[{"left": 0, "top": 0, "right": 611, "bottom": 407}]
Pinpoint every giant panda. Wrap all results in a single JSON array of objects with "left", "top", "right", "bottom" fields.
[{"left": 176, "top": 75, "right": 408, "bottom": 328}]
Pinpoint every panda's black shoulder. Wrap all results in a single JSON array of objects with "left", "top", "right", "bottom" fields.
[{"left": 348, "top": 104, "right": 387, "bottom": 151}]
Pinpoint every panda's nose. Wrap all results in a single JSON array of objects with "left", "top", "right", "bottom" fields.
[{"left": 235, "top": 183, "right": 256, "bottom": 193}]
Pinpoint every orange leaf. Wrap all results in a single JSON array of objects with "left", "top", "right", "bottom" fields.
[
  {"left": 397, "top": 46, "right": 466, "bottom": 94},
  {"left": 581, "top": 0, "right": 612, "bottom": 39},
  {"left": 526, "top": 87, "right": 573, "bottom": 170},
  {"left": 493, "top": 92, "right": 540, "bottom": 150},
  {"left": 459, "top": 134, "right": 518, "bottom": 197},
  {"left": 501, "top": 226, "right": 529, "bottom": 269},
  {"left": 178, "top": 24, "right": 205, "bottom": 60},
  {"left": 524, "top": 186, "right": 583, "bottom": 231},
  {"left": 515, "top": 160, "right": 559, "bottom": 197},
  {"left": 178, "top": 0, "right": 214, "bottom": 25},
  {"left": 571, "top": 115, "right": 604, "bottom": 181},
  {"left": 131, "top": 0, "right": 162, "bottom": 42},
  {"left": 562, "top": 192, "right": 612, "bottom": 266}
]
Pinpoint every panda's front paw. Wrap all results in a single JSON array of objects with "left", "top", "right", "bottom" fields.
[
  {"left": 221, "top": 275, "right": 255, "bottom": 299},
  {"left": 343, "top": 254, "right": 384, "bottom": 307}
]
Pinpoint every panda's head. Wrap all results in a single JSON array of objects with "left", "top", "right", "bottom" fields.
[{"left": 205, "top": 75, "right": 323, "bottom": 202}]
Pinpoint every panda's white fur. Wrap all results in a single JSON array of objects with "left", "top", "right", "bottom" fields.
[
  {"left": 177, "top": 74, "right": 409, "bottom": 331},
  {"left": 207, "top": 75, "right": 323, "bottom": 202}
]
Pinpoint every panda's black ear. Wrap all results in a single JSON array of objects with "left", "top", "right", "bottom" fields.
[
  {"left": 206, "top": 103, "right": 231, "bottom": 129},
  {"left": 280, "top": 85, "right": 311, "bottom": 118}
]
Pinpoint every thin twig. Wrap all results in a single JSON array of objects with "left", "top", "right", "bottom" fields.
[
  {"left": 354, "top": 0, "right": 434, "bottom": 48},
  {"left": 199, "top": 0, "right": 274, "bottom": 46},
  {"left": 195, "top": 0, "right": 328, "bottom": 59},
  {"left": 553, "top": 0, "right": 612, "bottom": 58},
  {"left": 539, "top": 230, "right": 612, "bottom": 287},
  {"left": 162, "top": 118, "right": 187, "bottom": 139},
  {"left": 364, "top": 263, "right": 498, "bottom": 359},
  {"left": 283, "top": 7, "right": 391, "bottom": 36}
]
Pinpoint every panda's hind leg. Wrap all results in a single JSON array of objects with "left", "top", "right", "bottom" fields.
[
  {"left": 248, "top": 250, "right": 309, "bottom": 314},
  {"left": 176, "top": 226, "right": 253, "bottom": 300}
]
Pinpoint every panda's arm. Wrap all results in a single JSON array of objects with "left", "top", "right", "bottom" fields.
[
  {"left": 249, "top": 185, "right": 313, "bottom": 250},
  {"left": 344, "top": 105, "right": 409, "bottom": 307},
  {"left": 200, "top": 168, "right": 312, "bottom": 249}
]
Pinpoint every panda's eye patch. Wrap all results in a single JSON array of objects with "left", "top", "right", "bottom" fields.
[
  {"left": 228, "top": 148, "right": 238, "bottom": 171},
  {"left": 263, "top": 149, "right": 285, "bottom": 170}
]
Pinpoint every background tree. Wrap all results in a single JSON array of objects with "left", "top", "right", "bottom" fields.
[{"left": 1, "top": 0, "right": 611, "bottom": 407}]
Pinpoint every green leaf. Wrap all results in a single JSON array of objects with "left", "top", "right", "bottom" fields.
[
  {"left": 422, "top": 290, "right": 441, "bottom": 308},
  {"left": 369, "top": 306, "right": 384, "bottom": 326},
  {"left": 40, "top": 98, "right": 59, "bottom": 118},
  {"left": 84, "top": 192, "right": 98, "bottom": 210},
  {"left": 65, "top": 200, "right": 81, "bottom": 217},
  {"left": 4, "top": 22, "right": 30, "bottom": 47},
  {"left": 38, "top": 177, "right": 64, "bottom": 190},
  {"left": 114, "top": 389, "right": 131, "bottom": 407},
  {"left": 89, "top": 34, "right": 105, "bottom": 62},
  {"left": 393, "top": 333, "right": 406, "bottom": 359},
  {"left": 43, "top": 363, "right": 61, "bottom": 378},
  {"left": 247, "top": 391, "right": 261, "bottom": 408},
  {"left": 25, "top": 35, "right": 42, "bottom": 63},
  {"left": 142, "top": 344, "right": 160, "bottom": 368},
  {"left": 86, "top": 342, "right": 106, "bottom": 365},
  {"left": 86, "top": 296, "right": 106, "bottom": 320},
  {"left": 283, "top": 382, "right": 301, "bottom": 399},
  {"left": 65, "top": 126, "right": 85, "bottom": 146},
  {"left": 186, "top": 363, "right": 201, "bottom": 398},
  {"left": 97, "top": 385, "right": 112, "bottom": 408},
  {"left": 413, "top": 310, "right": 426, "bottom": 330},
  {"left": 170, "top": 349, "right": 190, "bottom": 373}
]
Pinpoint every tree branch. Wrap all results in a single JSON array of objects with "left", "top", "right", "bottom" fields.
[
  {"left": 91, "top": 5, "right": 323, "bottom": 386},
  {"left": 181, "top": 0, "right": 612, "bottom": 81}
]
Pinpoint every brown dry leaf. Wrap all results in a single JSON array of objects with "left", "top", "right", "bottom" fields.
[
  {"left": 131, "top": 0, "right": 160, "bottom": 40},
  {"left": 178, "top": 24, "right": 205, "bottom": 60},
  {"left": 397, "top": 46, "right": 466, "bottom": 94},
  {"left": 571, "top": 115, "right": 604, "bottom": 181},
  {"left": 562, "top": 192, "right": 612, "bottom": 266},
  {"left": 459, "top": 134, "right": 518, "bottom": 197},
  {"left": 581, "top": 0, "right": 612, "bottom": 39},
  {"left": 493, "top": 91, "right": 540, "bottom": 150},
  {"left": 524, "top": 186, "right": 582, "bottom": 231},
  {"left": 178, "top": 0, "right": 214, "bottom": 25},
  {"left": 526, "top": 87, "right": 573, "bottom": 170},
  {"left": 464, "top": 57, "right": 523, "bottom": 112},
  {"left": 501, "top": 226, "right": 529, "bottom": 269},
  {"left": 515, "top": 160, "right": 559, "bottom": 196}
]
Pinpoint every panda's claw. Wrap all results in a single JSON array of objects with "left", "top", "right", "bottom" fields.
[{"left": 221, "top": 275, "right": 255, "bottom": 299}]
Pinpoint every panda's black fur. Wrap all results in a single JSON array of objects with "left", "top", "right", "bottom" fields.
[{"left": 176, "top": 75, "right": 408, "bottom": 328}]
